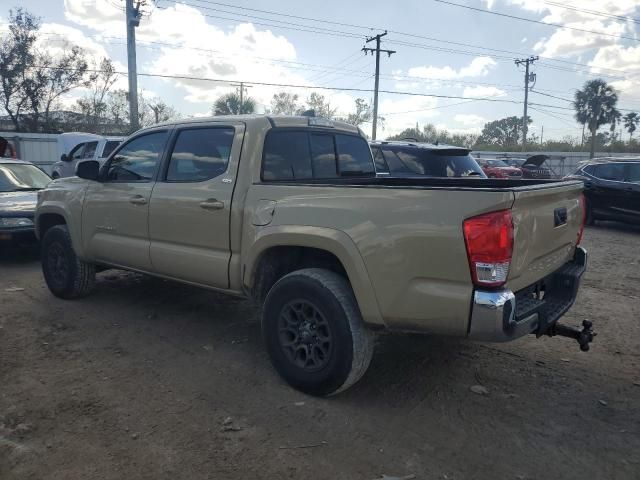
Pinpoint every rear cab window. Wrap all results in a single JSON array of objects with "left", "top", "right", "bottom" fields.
[{"left": 261, "top": 129, "right": 374, "bottom": 181}]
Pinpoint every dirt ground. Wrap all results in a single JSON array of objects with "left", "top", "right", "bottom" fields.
[{"left": 1, "top": 223, "right": 639, "bottom": 480}]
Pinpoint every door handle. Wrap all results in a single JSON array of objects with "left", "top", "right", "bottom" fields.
[
  {"left": 129, "top": 195, "right": 148, "bottom": 205},
  {"left": 200, "top": 199, "right": 224, "bottom": 210}
]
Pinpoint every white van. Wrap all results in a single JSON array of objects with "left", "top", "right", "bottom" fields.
[{"left": 51, "top": 133, "right": 123, "bottom": 179}]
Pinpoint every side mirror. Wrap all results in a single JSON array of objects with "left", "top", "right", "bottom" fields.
[
  {"left": 60, "top": 153, "right": 69, "bottom": 162},
  {"left": 76, "top": 160, "right": 100, "bottom": 181}
]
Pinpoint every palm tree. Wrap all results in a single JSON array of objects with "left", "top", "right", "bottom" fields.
[
  {"left": 623, "top": 112, "right": 639, "bottom": 142},
  {"left": 212, "top": 90, "right": 256, "bottom": 116},
  {"left": 574, "top": 79, "right": 620, "bottom": 158}
]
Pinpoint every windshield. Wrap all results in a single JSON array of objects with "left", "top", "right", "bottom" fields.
[
  {"left": 382, "top": 148, "right": 484, "bottom": 177},
  {"left": 0, "top": 163, "right": 51, "bottom": 192}
]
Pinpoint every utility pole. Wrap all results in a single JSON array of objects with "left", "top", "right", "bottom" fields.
[
  {"left": 514, "top": 55, "right": 538, "bottom": 152},
  {"left": 362, "top": 31, "right": 395, "bottom": 140},
  {"left": 540, "top": 125, "right": 544, "bottom": 145},
  {"left": 126, "top": 0, "right": 141, "bottom": 132},
  {"left": 234, "top": 82, "right": 252, "bottom": 114}
]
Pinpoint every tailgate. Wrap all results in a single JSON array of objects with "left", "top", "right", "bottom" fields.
[{"left": 507, "top": 181, "right": 583, "bottom": 292}]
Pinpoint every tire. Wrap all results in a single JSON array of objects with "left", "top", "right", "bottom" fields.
[
  {"left": 41, "top": 225, "right": 95, "bottom": 299},
  {"left": 585, "top": 199, "right": 595, "bottom": 226},
  {"left": 51, "top": 172, "right": 60, "bottom": 179},
  {"left": 262, "top": 268, "right": 375, "bottom": 396}
]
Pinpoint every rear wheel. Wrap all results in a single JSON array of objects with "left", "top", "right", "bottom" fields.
[
  {"left": 262, "top": 268, "right": 375, "bottom": 396},
  {"left": 585, "top": 199, "right": 595, "bottom": 226},
  {"left": 42, "top": 225, "right": 95, "bottom": 299}
]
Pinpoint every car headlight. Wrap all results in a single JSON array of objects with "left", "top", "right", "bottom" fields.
[{"left": 0, "top": 217, "right": 34, "bottom": 227}]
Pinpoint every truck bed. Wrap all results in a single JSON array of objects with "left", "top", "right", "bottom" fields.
[{"left": 260, "top": 177, "right": 576, "bottom": 191}]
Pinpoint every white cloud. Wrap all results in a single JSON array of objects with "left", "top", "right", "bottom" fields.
[
  {"left": 63, "top": 0, "right": 125, "bottom": 36},
  {"left": 499, "top": 0, "right": 638, "bottom": 58},
  {"left": 435, "top": 123, "right": 482, "bottom": 135},
  {"left": 588, "top": 45, "right": 640, "bottom": 98},
  {"left": 407, "top": 57, "right": 497, "bottom": 80},
  {"left": 454, "top": 114, "right": 487, "bottom": 126},
  {"left": 377, "top": 96, "right": 441, "bottom": 138},
  {"left": 462, "top": 85, "right": 507, "bottom": 98}
]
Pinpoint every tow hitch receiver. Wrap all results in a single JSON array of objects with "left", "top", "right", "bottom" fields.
[{"left": 547, "top": 320, "right": 596, "bottom": 352}]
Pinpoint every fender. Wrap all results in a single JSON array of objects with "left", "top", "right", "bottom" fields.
[
  {"left": 243, "top": 225, "right": 385, "bottom": 326},
  {"left": 35, "top": 181, "right": 88, "bottom": 258}
]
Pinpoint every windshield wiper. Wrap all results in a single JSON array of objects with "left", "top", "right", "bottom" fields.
[{"left": 14, "top": 187, "right": 40, "bottom": 191}]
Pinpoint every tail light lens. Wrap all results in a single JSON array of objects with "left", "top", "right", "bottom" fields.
[
  {"left": 577, "top": 193, "right": 586, "bottom": 245},
  {"left": 463, "top": 210, "right": 514, "bottom": 288}
]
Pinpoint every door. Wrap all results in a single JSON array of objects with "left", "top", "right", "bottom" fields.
[
  {"left": 149, "top": 124, "right": 243, "bottom": 288},
  {"left": 62, "top": 142, "right": 87, "bottom": 177},
  {"left": 81, "top": 130, "right": 169, "bottom": 271},
  {"left": 623, "top": 162, "right": 640, "bottom": 222},
  {"left": 590, "top": 163, "right": 629, "bottom": 220}
]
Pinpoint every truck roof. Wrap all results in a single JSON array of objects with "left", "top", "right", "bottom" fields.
[{"left": 152, "top": 114, "right": 361, "bottom": 134}]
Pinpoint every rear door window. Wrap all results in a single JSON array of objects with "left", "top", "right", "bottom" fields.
[
  {"left": 594, "top": 163, "right": 626, "bottom": 181},
  {"left": 626, "top": 163, "right": 640, "bottom": 183},
  {"left": 166, "top": 127, "right": 235, "bottom": 182}
]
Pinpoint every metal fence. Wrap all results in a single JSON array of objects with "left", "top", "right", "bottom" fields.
[{"left": 472, "top": 151, "right": 640, "bottom": 178}]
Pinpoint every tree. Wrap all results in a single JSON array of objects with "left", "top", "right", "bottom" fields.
[
  {"left": 342, "top": 98, "right": 377, "bottom": 127},
  {"left": 76, "top": 57, "right": 117, "bottom": 133},
  {"left": 106, "top": 89, "right": 129, "bottom": 132},
  {"left": 212, "top": 88, "right": 256, "bottom": 115},
  {"left": 302, "top": 92, "right": 336, "bottom": 119},
  {"left": 269, "top": 92, "right": 299, "bottom": 115},
  {"left": 0, "top": 8, "right": 39, "bottom": 131},
  {"left": 574, "top": 79, "right": 620, "bottom": 158},
  {"left": 146, "top": 97, "right": 180, "bottom": 125},
  {"left": 477, "top": 116, "right": 531, "bottom": 148},
  {"left": 623, "top": 112, "right": 639, "bottom": 141}
]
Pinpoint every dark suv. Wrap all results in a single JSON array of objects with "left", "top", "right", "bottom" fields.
[
  {"left": 565, "top": 158, "right": 640, "bottom": 225},
  {"left": 370, "top": 141, "right": 486, "bottom": 178}
]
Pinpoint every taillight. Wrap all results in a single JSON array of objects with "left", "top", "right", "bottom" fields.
[
  {"left": 463, "top": 209, "right": 514, "bottom": 288},
  {"left": 577, "top": 193, "right": 586, "bottom": 245}
]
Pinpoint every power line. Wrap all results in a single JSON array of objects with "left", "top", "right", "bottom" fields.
[
  {"left": 157, "top": 3, "right": 364, "bottom": 39},
  {"left": 24, "top": 63, "right": 568, "bottom": 107},
  {"left": 433, "top": 0, "right": 640, "bottom": 43},
  {"left": 382, "top": 99, "right": 481, "bottom": 115},
  {"left": 160, "top": 0, "right": 640, "bottom": 79},
  {"left": 541, "top": 1, "right": 640, "bottom": 25}
]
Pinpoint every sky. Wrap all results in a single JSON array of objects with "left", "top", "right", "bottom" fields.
[{"left": 1, "top": 0, "right": 640, "bottom": 140}]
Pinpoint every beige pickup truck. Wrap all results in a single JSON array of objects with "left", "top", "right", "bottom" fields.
[{"left": 35, "top": 115, "right": 592, "bottom": 396}]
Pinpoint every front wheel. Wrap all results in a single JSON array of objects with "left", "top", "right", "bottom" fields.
[
  {"left": 41, "top": 225, "right": 95, "bottom": 299},
  {"left": 262, "top": 268, "right": 375, "bottom": 396}
]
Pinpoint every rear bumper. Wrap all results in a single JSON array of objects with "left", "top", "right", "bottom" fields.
[{"left": 468, "top": 246, "right": 587, "bottom": 342}]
